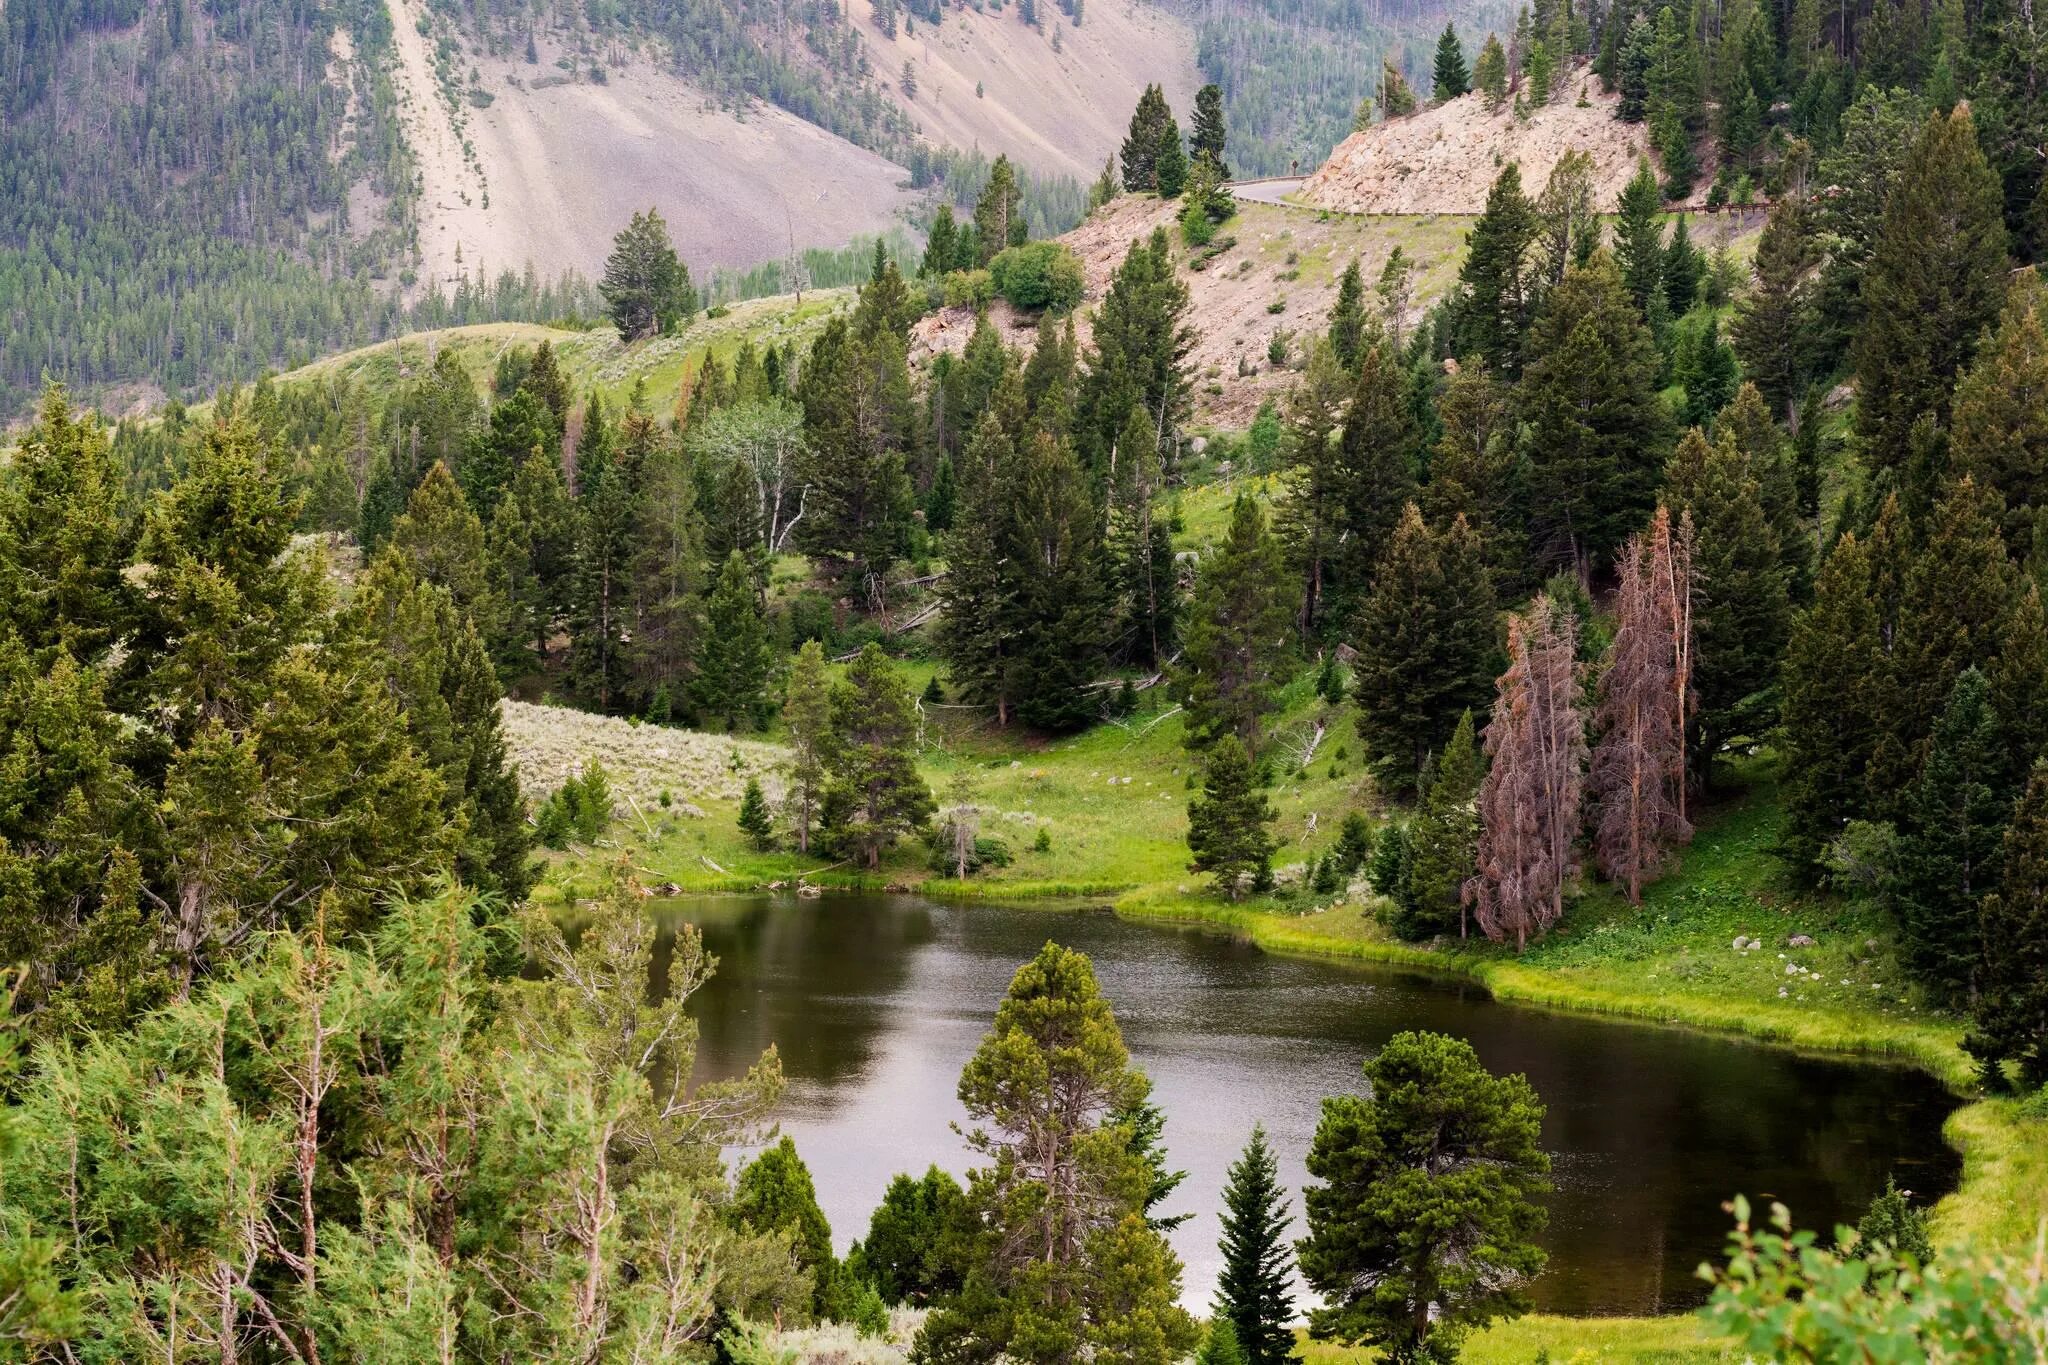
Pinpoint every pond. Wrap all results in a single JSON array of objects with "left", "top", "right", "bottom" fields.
[{"left": 658, "top": 891, "right": 1960, "bottom": 1316}]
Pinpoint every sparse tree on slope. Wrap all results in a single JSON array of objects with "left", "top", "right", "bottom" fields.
[
  {"left": 1214, "top": 1124, "right": 1295, "bottom": 1365},
  {"left": 1433, "top": 24, "right": 1470, "bottom": 100},
  {"left": 601, "top": 208, "right": 696, "bottom": 340}
]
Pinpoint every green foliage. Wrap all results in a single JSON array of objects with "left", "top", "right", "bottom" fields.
[
  {"left": 855, "top": 1167, "right": 972, "bottom": 1305},
  {"left": 1701, "top": 1195, "right": 2048, "bottom": 1361},
  {"left": 538, "top": 759, "right": 615, "bottom": 849},
  {"left": 1473, "top": 33, "right": 1509, "bottom": 110},
  {"left": 1214, "top": 1125, "right": 1295, "bottom": 1365},
  {"left": 822, "top": 644, "right": 935, "bottom": 869},
  {"left": 1199, "top": 1317, "right": 1249, "bottom": 1365},
  {"left": 601, "top": 207, "right": 699, "bottom": 340},
  {"left": 1432, "top": 24, "right": 1470, "bottom": 101},
  {"left": 1121, "top": 84, "right": 1174, "bottom": 191},
  {"left": 1335, "top": 810, "right": 1376, "bottom": 874},
  {"left": 1452, "top": 165, "right": 1538, "bottom": 375},
  {"left": 1299, "top": 1031, "right": 1550, "bottom": 1363},
  {"left": 1175, "top": 494, "right": 1294, "bottom": 750},
  {"left": 1155, "top": 115, "right": 1191, "bottom": 199},
  {"left": 914, "top": 943, "right": 1198, "bottom": 1363},
  {"left": 1191, "top": 83, "right": 1231, "bottom": 179},
  {"left": 1402, "top": 710, "right": 1484, "bottom": 940},
  {"left": 1966, "top": 761, "right": 2048, "bottom": 1090},
  {"left": 694, "top": 550, "right": 774, "bottom": 731},
  {"left": 1328, "top": 259, "right": 1369, "bottom": 370},
  {"left": 1853, "top": 1177, "right": 1935, "bottom": 1265},
  {"left": 1896, "top": 669, "right": 2010, "bottom": 1005},
  {"left": 738, "top": 776, "right": 776, "bottom": 850},
  {"left": 1187, "top": 735, "right": 1278, "bottom": 900},
  {"left": 988, "top": 241, "right": 1086, "bottom": 312}
]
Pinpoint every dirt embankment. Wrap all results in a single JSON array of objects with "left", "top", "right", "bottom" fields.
[
  {"left": 382, "top": 0, "right": 916, "bottom": 295},
  {"left": 1299, "top": 68, "right": 1697, "bottom": 215},
  {"left": 910, "top": 194, "right": 1479, "bottom": 427},
  {"left": 851, "top": 0, "right": 1199, "bottom": 184}
]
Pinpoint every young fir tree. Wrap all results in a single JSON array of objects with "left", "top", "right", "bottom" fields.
[
  {"left": 782, "top": 640, "right": 833, "bottom": 854},
  {"left": 938, "top": 396, "right": 1024, "bottom": 725},
  {"left": 1661, "top": 215, "right": 1704, "bottom": 319},
  {"left": 1403, "top": 709, "right": 1487, "bottom": 939},
  {"left": 1198, "top": 1319, "right": 1248, "bottom": 1365},
  {"left": 973, "top": 155, "right": 1027, "bottom": 262},
  {"left": 1351, "top": 505, "right": 1498, "bottom": 788},
  {"left": 738, "top": 776, "right": 775, "bottom": 850},
  {"left": 1853, "top": 108, "right": 2011, "bottom": 486},
  {"left": 1299, "top": 1031, "right": 1549, "bottom": 1363},
  {"left": 1327, "top": 258, "right": 1369, "bottom": 370},
  {"left": 489, "top": 449, "right": 579, "bottom": 669},
  {"left": 1897, "top": 669, "right": 2011, "bottom": 1006},
  {"left": 1965, "top": 760, "right": 2048, "bottom": 1090},
  {"left": 600, "top": 207, "right": 696, "bottom": 340},
  {"left": 1661, "top": 428, "right": 1788, "bottom": 777},
  {"left": 1176, "top": 494, "right": 1294, "bottom": 751},
  {"left": 1433, "top": 23, "right": 1471, "bottom": 100},
  {"left": 1120, "top": 84, "right": 1173, "bottom": 191},
  {"left": 916, "top": 945, "right": 1199, "bottom": 1363},
  {"left": 1452, "top": 164, "right": 1538, "bottom": 375},
  {"left": 1729, "top": 194, "right": 1821, "bottom": 419},
  {"left": 1187, "top": 734, "right": 1278, "bottom": 900},
  {"left": 1647, "top": 8, "right": 1702, "bottom": 194},
  {"left": 922, "top": 204, "right": 960, "bottom": 277},
  {"left": 1517, "top": 254, "right": 1669, "bottom": 574},
  {"left": 626, "top": 423, "right": 705, "bottom": 712},
  {"left": 1617, "top": 12, "right": 1653, "bottom": 120},
  {"left": 735, "top": 1136, "right": 841, "bottom": 1314},
  {"left": 824, "top": 644, "right": 935, "bottom": 869},
  {"left": 567, "top": 425, "right": 644, "bottom": 712},
  {"left": 1213, "top": 1124, "right": 1295, "bottom": 1365},
  {"left": 1473, "top": 31, "right": 1509, "bottom": 109},
  {"left": 692, "top": 552, "right": 771, "bottom": 730},
  {"left": 794, "top": 318, "right": 917, "bottom": 585},
  {"left": 1717, "top": 382, "right": 1811, "bottom": 599},
  {"left": 854, "top": 1166, "right": 971, "bottom": 1306},
  {"left": 1109, "top": 405, "right": 1179, "bottom": 668},
  {"left": 1469, "top": 595, "right": 1587, "bottom": 950},
  {"left": 1078, "top": 228, "right": 1194, "bottom": 476},
  {"left": 1190, "top": 83, "right": 1230, "bottom": 177},
  {"left": 1948, "top": 271, "right": 2048, "bottom": 559}
]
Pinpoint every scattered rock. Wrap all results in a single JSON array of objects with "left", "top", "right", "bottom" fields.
[
  {"left": 796, "top": 883, "right": 823, "bottom": 899},
  {"left": 1788, "top": 933, "right": 1817, "bottom": 948},
  {"left": 651, "top": 881, "right": 682, "bottom": 897}
]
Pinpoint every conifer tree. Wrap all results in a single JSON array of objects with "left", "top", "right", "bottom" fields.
[
  {"left": 1352, "top": 506, "right": 1498, "bottom": 786},
  {"left": 1419, "top": 363, "right": 1524, "bottom": 590},
  {"left": 1729, "top": 195, "right": 1821, "bottom": 424},
  {"left": 626, "top": 426, "right": 705, "bottom": 712},
  {"left": 1121, "top": 84, "right": 1173, "bottom": 191},
  {"left": 1109, "top": 405, "right": 1178, "bottom": 668},
  {"left": 489, "top": 449, "right": 578, "bottom": 668},
  {"left": 1404, "top": 709, "right": 1486, "bottom": 939},
  {"left": 1647, "top": 8, "right": 1702, "bottom": 194},
  {"left": 923, "top": 204, "right": 960, "bottom": 277},
  {"left": 1176, "top": 494, "right": 1293, "bottom": 751},
  {"left": 1377, "top": 58, "right": 1418, "bottom": 118},
  {"left": 973, "top": 155, "right": 1026, "bottom": 262},
  {"left": 1884, "top": 477, "right": 2016, "bottom": 799},
  {"left": 1187, "top": 735, "right": 1277, "bottom": 899},
  {"left": 1948, "top": 271, "right": 2048, "bottom": 559},
  {"left": 1898, "top": 669, "right": 2011, "bottom": 1005},
  {"left": 1213, "top": 1125, "right": 1295, "bottom": 1365},
  {"left": 1469, "top": 595, "right": 1586, "bottom": 950},
  {"left": 1662, "top": 428, "right": 1789, "bottom": 773},
  {"left": 1661, "top": 215, "right": 1703, "bottom": 318},
  {"left": 1190, "top": 83, "right": 1230, "bottom": 176},
  {"left": 0, "top": 385, "right": 130, "bottom": 666},
  {"left": 738, "top": 776, "right": 775, "bottom": 850},
  {"left": 692, "top": 551, "right": 772, "bottom": 731},
  {"left": 795, "top": 318, "right": 917, "bottom": 585},
  {"left": 1854, "top": 108, "right": 2010, "bottom": 483},
  {"left": 1965, "top": 761, "right": 2048, "bottom": 1090},
  {"left": 1154, "top": 116, "right": 1189, "bottom": 199},
  {"left": 1433, "top": 24, "right": 1471, "bottom": 100},
  {"left": 1518, "top": 255, "right": 1669, "bottom": 574},
  {"left": 1004, "top": 432, "right": 1107, "bottom": 733},
  {"left": 1473, "top": 32, "right": 1510, "bottom": 109},
  {"left": 783, "top": 640, "right": 833, "bottom": 854},
  {"left": 567, "top": 424, "right": 643, "bottom": 712},
  {"left": 1332, "top": 344, "right": 1421, "bottom": 603},
  {"left": 1780, "top": 530, "right": 1889, "bottom": 874},
  {"left": 600, "top": 208, "right": 696, "bottom": 340},
  {"left": 938, "top": 398, "right": 1024, "bottom": 725},
  {"left": 916, "top": 945, "right": 1198, "bottom": 1363},
  {"left": 1617, "top": 13, "right": 1653, "bottom": 120},
  {"left": 1590, "top": 511, "right": 1694, "bottom": 902},
  {"left": 1452, "top": 164, "right": 1538, "bottom": 375},
  {"left": 823, "top": 644, "right": 934, "bottom": 869},
  {"left": 1079, "top": 229, "right": 1194, "bottom": 476},
  {"left": 1327, "top": 259, "right": 1369, "bottom": 370},
  {"left": 1717, "top": 383, "right": 1810, "bottom": 598},
  {"left": 1612, "top": 159, "right": 1666, "bottom": 324},
  {"left": 1299, "top": 1032, "right": 1549, "bottom": 1361},
  {"left": 1275, "top": 342, "right": 1352, "bottom": 637}
]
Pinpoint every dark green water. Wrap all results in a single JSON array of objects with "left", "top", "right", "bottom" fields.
[{"left": 656, "top": 892, "right": 1960, "bottom": 1316}]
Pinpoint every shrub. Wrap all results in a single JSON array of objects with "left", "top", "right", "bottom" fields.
[
  {"left": 535, "top": 760, "right": 614, "bottom": 848},
  {"left": 987, "top": 242, "right": 1085, "bottom": 312},
  {"left": 942, "top": 268, "right": 994, "bottom": 309},
  {"left": 1180, "top": 199, "right": 1216, "bottom": 246}
]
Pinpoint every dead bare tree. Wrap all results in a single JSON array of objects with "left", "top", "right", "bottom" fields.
[
  {"left": 1466, "top": 595, "right": 1587, "bottom": 951},
  {"left": 1590, "top": 509, "right": 1695, "bottom": 903}
]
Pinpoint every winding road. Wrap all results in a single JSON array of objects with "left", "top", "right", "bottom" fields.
[{"left": 1227, "top": 176, "right": 1308, "bottom": 205}]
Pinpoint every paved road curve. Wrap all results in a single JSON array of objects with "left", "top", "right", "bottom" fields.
[{"left": 1227, "top": 176, "right": 1307, "bottom": 205}]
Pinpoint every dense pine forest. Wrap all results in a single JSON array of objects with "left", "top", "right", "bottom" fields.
[{"left": 5, "top": 0, "right": 2048, "bottom": 1354}]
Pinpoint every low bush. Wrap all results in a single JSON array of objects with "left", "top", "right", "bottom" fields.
[{"left": 987, "top": 242, "right": 1085, "bottom": 312}]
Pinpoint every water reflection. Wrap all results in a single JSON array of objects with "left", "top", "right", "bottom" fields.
[{"left": 652, "top": 892, "right": 1960, "bottom": 1316}]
